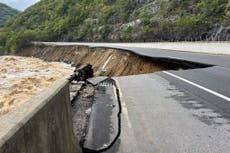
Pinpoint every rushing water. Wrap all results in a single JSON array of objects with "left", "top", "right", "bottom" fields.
[{"left": 0, "top": 56, "right": 74, "bottom": 116}]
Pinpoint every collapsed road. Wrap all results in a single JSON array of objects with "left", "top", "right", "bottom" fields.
[
  {"left": 68, "top": 65, "right": 121, "bottom": 153},
  {"left": 19, "top": 43, "right": 230, "bottom": 153}
]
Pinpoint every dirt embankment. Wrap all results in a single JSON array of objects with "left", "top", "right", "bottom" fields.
[
  {"left": 19, "top": 46, "right": 189, "bottom": 77},
  {"left": 1, "top": 45, "right": 198, "bottom": 116}
]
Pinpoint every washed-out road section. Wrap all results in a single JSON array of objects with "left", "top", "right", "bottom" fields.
[{"left": 30, "top": 42, "right": 230, "bottom": 152}]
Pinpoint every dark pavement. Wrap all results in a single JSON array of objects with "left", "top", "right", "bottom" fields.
[
  {"left": 87, "top": 45, "right": 230, "bottom": 153},
  {"left": 159, "top": 66, "right": 230, "bottom": 120},
  {"left": 44, "top": 42, "right": 230, "bottom": 152},
  {"left": 88, "top": 46, "right": 230, "bottom": 68},
  {"left": 83, "top": 80, "right": 120, "bottom": 151},
  {"left": 107, "top": 74, "right": 230, "bottom": 153}
]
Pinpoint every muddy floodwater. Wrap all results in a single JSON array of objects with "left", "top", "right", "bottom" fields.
[{"left": 0, "top": 56, "right": 74, "bottom": 116}]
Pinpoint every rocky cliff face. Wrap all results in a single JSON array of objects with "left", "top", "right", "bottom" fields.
[{"left": 207, "top": 25, "right": 230, "bottom": 41}]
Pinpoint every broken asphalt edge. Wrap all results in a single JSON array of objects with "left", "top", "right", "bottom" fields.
[{"left": 81, "top": 78, "right": 122, "bottom": 153}]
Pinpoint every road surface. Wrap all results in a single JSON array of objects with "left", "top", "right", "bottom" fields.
[
  {"left": 38, "top": 42, "right": 230, "bottom": 55},
  {"left": 108, "top": 74, "right": 230, "bottom": 153},
  {"left": 41, "top": 42, "right": 230, "bottom": 152}
]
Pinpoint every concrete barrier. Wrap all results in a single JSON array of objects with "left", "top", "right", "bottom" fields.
[{"left": 0, "top": 79, "right": 82, "bottom": 153}]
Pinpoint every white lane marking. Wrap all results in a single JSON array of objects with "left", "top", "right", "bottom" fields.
[
  {"left": 102, "top": 55, "right": 112, "bottom": 70},
  {"left": 114, "top": 79, "right": 132, "bottom": 128},
  {"left": 122, "top": 101, "right": 132, "bottom": 129},
  {"left": 163, "top": 71, "right": 230, "bottom": 102}
]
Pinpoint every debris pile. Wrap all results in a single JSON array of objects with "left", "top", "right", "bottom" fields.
[
  {"left": 72, "top": 84, "right": 95, "bottom": 145},
  {"left": 69, "top": 64, "right": 94, "bottom": 82}
]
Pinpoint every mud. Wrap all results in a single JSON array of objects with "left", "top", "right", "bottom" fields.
[
  {"left": 0, "top": 56, "right": 74, "bottom": 115},
  {"left": 71, "top": 84, "right": 95, "bottom": 146},
  {"left": 19, "top": 46, "right": 191, "bottom": 77}
]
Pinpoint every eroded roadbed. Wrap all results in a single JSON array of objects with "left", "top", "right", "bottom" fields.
[
  {"left": 72, "top": 71, "right": 230, "bottom": 153},
  {"left": 71, "top": 83, "right": 94, "bottom": 146},
  {"left": 71, "top": 78, "right": 121, "bottom": 153},
  {"left": 83, "top": 80, "right": 120, "bottom": 152}
]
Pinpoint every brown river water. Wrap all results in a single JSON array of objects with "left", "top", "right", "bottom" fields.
[{"left": 0, "top": 56, "right": 74, "bottom": 116}]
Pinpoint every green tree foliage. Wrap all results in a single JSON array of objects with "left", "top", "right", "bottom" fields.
[
  {"left": 0, "top": 0, "right": 229, "bottom": 54},
  {"left": 0, "top": 3, "right": 20, "bottom": 26},
  {"left": 174, "top": 14, "right": 209, "bottom": 40},
  {"left": 197, "top": 0, "right": 227, "bottom": 18},
  {"left": 225, "top": 0, "right": 230, "bottom": 17},
  {"left": 122, "top": 26, "right": 134, "bottom": 41}
]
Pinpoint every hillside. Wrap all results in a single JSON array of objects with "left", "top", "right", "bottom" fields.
[
  {"left": 0, "top": 3, "right": 19, "bottom": 26},
  {"left": 0, "top": 0, "right": 229, "bottom": 53}
]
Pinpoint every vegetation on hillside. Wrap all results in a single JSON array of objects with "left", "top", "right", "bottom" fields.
[
  {"left": 0, "top": 3, "right": 19, "bottom": 26},
  {"left": 0, "top": 0, "right": 229, "bottom": 54}
]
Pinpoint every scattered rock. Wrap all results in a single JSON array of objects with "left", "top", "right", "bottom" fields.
[
  {"left": 85, "top": 108, "right": 92, "bottom": 115},
  {"left": 72, "top": 84, "right": 95, "bottom": 145}
]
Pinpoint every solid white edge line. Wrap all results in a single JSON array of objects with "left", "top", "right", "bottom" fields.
[
  {"left": 113, "top": 79, "right": 132, "bottom": 129},
  {"left": 163, "top": 71, "right": 230, "bottom": 102}
]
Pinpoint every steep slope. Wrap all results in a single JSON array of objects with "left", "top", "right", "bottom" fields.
[
  {"left": 0, "top": 0, "right": 229, "bottom": 53},
  {"left": 0, "top": 3, "right": 19, "bottom": 26}
]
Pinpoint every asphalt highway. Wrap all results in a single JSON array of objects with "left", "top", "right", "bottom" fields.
[
  {"left": 114, "top": 45, "right": 230, "bottom": 152},
  {"left": 117, "top": 47, "right": 230, "bottom": 68},
  {"left": 107, "top": 74, "right": 230, "bottom": 153},
  {"left": 40, "top": 42, "right": 230, "bottom": 67},
  {"left": 41, "top": 42, "right": 230, "bottom": 152},
  {"left": 159, "top": 66, "right": 230, "bottom": 119},
  {"left": 89, "top": 44, "right": 230, "bottom": 152}
]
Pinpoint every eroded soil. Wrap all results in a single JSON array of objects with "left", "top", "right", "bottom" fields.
[{"left": 20, "top": 46, "right": 188, "bottom": 77}]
